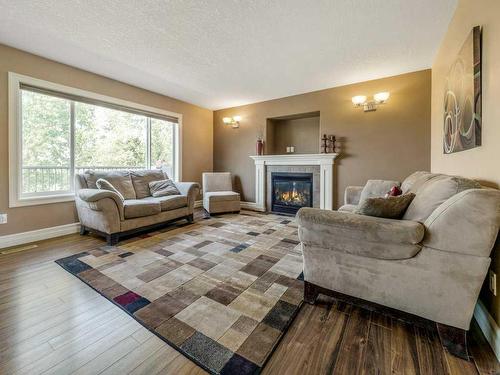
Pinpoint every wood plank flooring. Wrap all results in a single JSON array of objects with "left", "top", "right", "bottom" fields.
[{"left": 0, "top": 212, "right": 498, "bottom": 374}]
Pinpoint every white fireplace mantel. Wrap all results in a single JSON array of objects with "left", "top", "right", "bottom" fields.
[{"left": 249, "top": 153, "right": 339, "bottom": 211}]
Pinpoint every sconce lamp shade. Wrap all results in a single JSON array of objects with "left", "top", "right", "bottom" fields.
[
  {"left": 222, "top": 116, "right": 241, "bottom": 128},
  {"left": 352, "top": 95, "right": 367, "bottom": 106},
  {"left": 374, "top": 92, "right": 390, "bottom": 103}
]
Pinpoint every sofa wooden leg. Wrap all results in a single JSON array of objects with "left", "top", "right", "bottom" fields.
[
  {"left": 186, "top": 214, "right": 194, "bottom": 223},
  {"left": 106, "top": 233, "right": 120, "bottom": 246},
  {"left": 437, "top": 323, "right": 469, "bottom": 360},
  {"left": 79, "top": 226, "right": 89, "bottom": 236},
  {"left": 304, "top": 281, "right": 319, "bottom": 305}
]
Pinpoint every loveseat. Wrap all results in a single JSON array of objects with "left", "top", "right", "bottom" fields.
[
  {"left": 75, "top": 169, "right": 199, "bottom": 245},
  {"left": 297, "top": 171, "right": 500, "bottom": 359}
]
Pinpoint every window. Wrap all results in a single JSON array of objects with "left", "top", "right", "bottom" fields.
[{"left": 9, "top": 73, "right": 181, "bottom": 207}]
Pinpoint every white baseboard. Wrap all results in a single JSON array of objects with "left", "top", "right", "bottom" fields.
[
  {"left": 194, "top": 200, "right": 265, "bottom": 212},
  {"left": 474, "top": 299, "right": 500, "bottom": 361},
  {"left": 240, "top": 201, "right": 265, "bottom": 212},
  {"left": 0, "top": 222, "right": 81, "bottom": 249},
  {"left": 0, "top": 201, "right": 265, "bottom": 249}
]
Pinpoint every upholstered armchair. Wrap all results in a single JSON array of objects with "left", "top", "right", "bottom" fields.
[
  {"left": 202, "top": 172, "right": 240, "bottom": 214},
  {"left": 297, "top": 171, "right": 500, "bottom": 359}
]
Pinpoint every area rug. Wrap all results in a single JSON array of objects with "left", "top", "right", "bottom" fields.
[{"left": 55, "top": 211, "right": 304, "bottom": 374}]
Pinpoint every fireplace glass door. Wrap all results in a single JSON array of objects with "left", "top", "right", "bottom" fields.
[{"left": 271, "top": 172, "right": 313, "bottom": 215}]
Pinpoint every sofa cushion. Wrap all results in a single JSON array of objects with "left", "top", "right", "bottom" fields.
[
  {"left": 96, "top": 178, "right": 125, "bottom": 201},
  {"left": 297, "top": 208, "right": 424, "bottom": 260},
  {"left": 338, "top": 204, "right": 357, "bottom": 213},
  {"left": 146, "top": 195, "right": 187, "bottom": 211},
  {"left": 401, "top": 171, "right": 438, "bottom": 193},
  {"left": 84, "top": 170, "right": 136, "bottom": 200},
  {"left": 359, "top": 180, "right": 401, "bottom": 203},
  {"left": 203, "top": 172, "right": 233, "bottom": 193},
  {"left": 149, "top": 179, "right": 180, "bottom": 197},
  {"left": 423, "top": 188, "right": 500, "bottom": 257},
  {"left": 403, "top": 175, "right": 481, "bottom": 222},
  {"left": 355, "top": 193, "right": 415, "bottom": 219},
  {"left": 130, "top": 170, "right": 166, "bottom": 199},
  {"left": 123, "top": 199, "right": 161, "bottom": 219},
  {"left": 204, "top": 191, "right": 240, "bottom": 202}
]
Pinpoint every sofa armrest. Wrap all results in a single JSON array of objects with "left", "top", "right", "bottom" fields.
[
  {"left": 423, "top": 188, "right": 500, "bottom": 257},
  {"left": 77, "top": 189, "right": 124, "bottom": 221},
  {"left": 297, "top": 207, "right": 424, "bottom": 246},
  {"left": 174, "top": 182, "right": 200, "bottom": 213},
  {"left": 344, "top": 186, "right": 364, "bottom": 205}
]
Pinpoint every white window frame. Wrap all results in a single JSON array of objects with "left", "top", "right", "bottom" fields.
[{"left": 8, "top": 72, "right": 182, "bottom": 208}]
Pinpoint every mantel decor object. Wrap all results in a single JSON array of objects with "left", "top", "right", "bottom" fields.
[
  {"left": 256, "top": 137, "right": 264, "bottom": 155},
  {"left": 321, "top": 134, "right": 336, "bottom": 153}
]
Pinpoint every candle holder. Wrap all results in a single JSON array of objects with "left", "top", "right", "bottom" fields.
[{"left": 321, "top": 134, "right": 336, "bottom": 153}]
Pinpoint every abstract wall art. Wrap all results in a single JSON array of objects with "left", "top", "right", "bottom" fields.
[{"left": 443, "top": 26, "right": 482, "bottom": 154}]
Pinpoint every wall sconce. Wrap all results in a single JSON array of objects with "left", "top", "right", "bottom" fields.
[
  {"left": 222, "top": 115, "right": 241, "bottom": 128},
  {"left": 352, "top": 92, "right": 390, "bottom": 112}
]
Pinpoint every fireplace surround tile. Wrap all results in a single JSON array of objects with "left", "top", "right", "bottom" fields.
[{"left": 266, "top": 165, "right": 320, "bottom": 212}]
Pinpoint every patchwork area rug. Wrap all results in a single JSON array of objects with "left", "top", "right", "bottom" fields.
[{"left": 56, "top": 211, "right": 304, "bottom": 374}]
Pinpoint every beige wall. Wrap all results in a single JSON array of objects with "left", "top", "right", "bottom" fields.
[
  {"left": 0, "top": 44, "right": 213, "bottom": 236},
  {"left": 431, "top": 0, "right": 500, "bottom": 324},
  {"left": 214, "top": 69, "right": 431, "bottom": 207}
]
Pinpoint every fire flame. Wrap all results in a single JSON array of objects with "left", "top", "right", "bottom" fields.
[{"left": 278, "top": 187, "right": 307, "bottom": 205}]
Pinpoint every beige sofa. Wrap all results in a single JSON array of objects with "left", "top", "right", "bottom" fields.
[
  {"left": 297, "top": 171, "right": 500, "bottom": 359},
  {"left": 75, "top": 169, "right": 199, "bottom": 245}
]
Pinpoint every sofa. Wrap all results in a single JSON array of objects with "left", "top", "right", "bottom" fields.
[
  {"left": 75, "top": 169, "right": 199, "bottom": 245},
  {"left": 297, "top": 171, "right": 500, "bottom": 359}
]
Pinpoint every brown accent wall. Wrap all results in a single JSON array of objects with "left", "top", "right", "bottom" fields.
[
  {"left": 267, "top": 116, "right": 320, "bottom": 155},
  {"left": 214, "top": 69, "right": 431, "bottom": 207},
  {"left": 431, "top": 0, "right": 500, "bottom": 324},
  {"left": 0, "top": 44, "right": 213, "bottom": 236}
]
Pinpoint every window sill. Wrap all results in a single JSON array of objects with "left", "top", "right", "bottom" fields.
[{"left": 10, "top": 194, "right": 75, "bottom": 208}]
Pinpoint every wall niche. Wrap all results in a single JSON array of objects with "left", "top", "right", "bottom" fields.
[{"left": 265, "top": 111, "right": 320, "bottom": 155}]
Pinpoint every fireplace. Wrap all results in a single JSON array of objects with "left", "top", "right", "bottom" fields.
[{"left": 271, "top": 172, "right": 313, "bottom": 215}]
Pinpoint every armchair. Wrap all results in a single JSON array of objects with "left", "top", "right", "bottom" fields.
[{"left": 202, "top": 172, "right": 240, "bottom": 214}]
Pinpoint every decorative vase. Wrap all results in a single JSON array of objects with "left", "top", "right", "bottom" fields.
[{"left": 256, "top": 139, "right": 264, "bottom": 155}]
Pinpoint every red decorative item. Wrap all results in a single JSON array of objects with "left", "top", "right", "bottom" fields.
[
  {"left": 387, "top": 186, "right": 402, "bottom": 197},
  {"left": 256, "top": 139, "right": 264, "bottom": 155}
]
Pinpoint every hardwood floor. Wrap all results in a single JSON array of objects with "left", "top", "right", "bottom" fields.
[{"left": 0, "top": 214, "right": 498, "bottom": 374}]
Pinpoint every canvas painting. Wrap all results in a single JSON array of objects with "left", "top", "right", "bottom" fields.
[{"left": 443, "top": 26, "right": 482, "bottom": 154}]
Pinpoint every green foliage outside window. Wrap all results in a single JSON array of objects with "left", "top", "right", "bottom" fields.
[{"left": 21, "top": 90, "right": 175, "bottom": 194}]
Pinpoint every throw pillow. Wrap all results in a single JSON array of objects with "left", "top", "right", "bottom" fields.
[
  {"left": 386, "top": 185, "right": 402, "bottom": 197},
  {"left": 96, "top": 178, "right": 125, "bottom": 201},
  {"left": 355, "top": 193, "right": 415, "bottom": 219},
  {"left": 149, "top": 179, "right": 181, "bottom": 197},
  {"left": 402, "top": 175, "right": 481, "bottom": 222},
  {"left": 359, "top": 180, "right": 401, "bottom": 203},
  {"left": 84, "top": 170, "right": 136, "bottom": 199}
]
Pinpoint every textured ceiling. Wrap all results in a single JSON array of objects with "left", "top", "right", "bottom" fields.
[{"left": 0, "top": 0, "right": 456, "bottom": 110}]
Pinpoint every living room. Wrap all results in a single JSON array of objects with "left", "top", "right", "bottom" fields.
[{"left": 0, "top": 0, "right": 499, "bottom": 374}]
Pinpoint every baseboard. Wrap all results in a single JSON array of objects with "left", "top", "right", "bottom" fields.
[
  {"left": 194, "top": 200, "right": 265, "bottom": 212},
  {"left": 240, "top": 201, "right": 265, "bottom": 212},
  {"left": 0, "top": 201, "right": 264, "bottom": 249},
  {"left": 474, "top": 299, "right": 500, "bottom": 361},
  {"left": 0, "top": 222, "right": 81, "bottom": 249}
]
